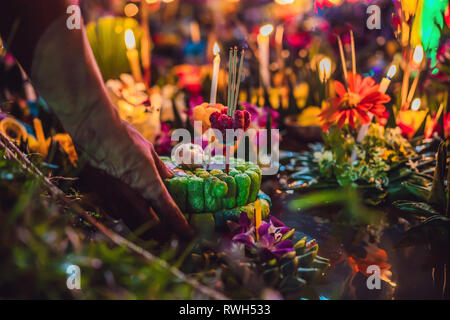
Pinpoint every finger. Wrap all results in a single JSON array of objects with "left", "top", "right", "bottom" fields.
[
  {"left": 151, "top": 146, "right": 174, "bottom": 179},
  {"left": 78, "top": 164, "right": 168, "bottom": 241},
  {"left": 149, "top": 177, "right": 194, "bottom": 240}
]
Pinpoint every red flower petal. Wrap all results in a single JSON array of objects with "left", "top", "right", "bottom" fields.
[{"left": 334, "top": 81, "right": 347, "bottom": 97}]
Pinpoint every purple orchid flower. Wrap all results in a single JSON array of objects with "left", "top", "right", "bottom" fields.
[{"left": 232, "top": 212, "right": 294, "bottom": 262}]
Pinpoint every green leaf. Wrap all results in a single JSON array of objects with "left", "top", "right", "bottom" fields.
[
  {"left": 428, "top": 141, "right": 448, "bottom": 212},
  {"left": 402, "top": 181, "right": 431, "bottom": 201},
  {"left": 392, "top": 200, "right": 440, "bottom": 217}
]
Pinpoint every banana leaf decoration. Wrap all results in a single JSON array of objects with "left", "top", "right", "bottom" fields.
[
  {"left": 393, "top": 140, "right": 449, "bottom": 297},
  {"left": 428, "top": 140, "right": 448, "bottom": 213},
  {"left": 86, "top": 17, "right": 143, "bottom": 81}
]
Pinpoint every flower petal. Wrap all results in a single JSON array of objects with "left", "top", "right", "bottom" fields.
[{"left": 334, "top": 81, "right": 347, "bottom": 97}]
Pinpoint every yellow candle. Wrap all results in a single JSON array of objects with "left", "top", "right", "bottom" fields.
[
  {"left": 210, "top": 43, "right": 220, "bottom": 106},
  {"left": 33, "top": 118, "right": 48, "bottom": 157},
  {"left": 141, "top": 0, "right": 152, "bottom": 84},
  {"left": 255, "top": 199, "right": 262, "bottom": 240},
  {"left": 378, "top": 65, "right": 397, "bottom": 94},
  {"left": 125, "top": 29, "right": 143, "bottom": 83}
]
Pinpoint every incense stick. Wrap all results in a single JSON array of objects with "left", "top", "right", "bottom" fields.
[
  {"left": 337, "top": 35, "right": 348, "bottom": 87},
  {"left": 406, "top": 71, "right": 420, "bottom": 108},
  {"left": 227, "top": 47, "right": 233, "bottom": 116},
  {"left": 233, "top": 49, "right": 245, "bottom": 117},
  {"left": 230, "top": 47, "right": 238, "bottom": 116},
  {"left": 350, "top": 30, "right": 356, "bottom": 77}
]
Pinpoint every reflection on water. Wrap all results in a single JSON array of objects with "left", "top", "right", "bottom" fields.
[{"left": 265, "top": 181, "right": 449, "bottom": 300}]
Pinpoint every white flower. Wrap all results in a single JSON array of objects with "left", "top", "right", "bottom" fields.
[{"left": 314, "top": 151, "right": 333, "bottom": 163}]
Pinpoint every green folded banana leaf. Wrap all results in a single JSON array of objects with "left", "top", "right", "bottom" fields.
[
  {"left": 428, "top": 141, "right": 448, "bottom": 213},
  {"left": 396, "top": 215, "right": 450, "bottom": 248},
  {"left": 392, "top": 200, "right": 440, "bottom": 217}
]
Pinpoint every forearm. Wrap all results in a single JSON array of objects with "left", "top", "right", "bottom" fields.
[
  {"left": 0, "top": 0, "right": 75, "bottom": 73},
  {"left": 0, "top": 1, "right": 159, "bottom": 200}
]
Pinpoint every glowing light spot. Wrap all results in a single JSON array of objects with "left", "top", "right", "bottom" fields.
[
  {"left": 319, "top": 57, "right": 332, "bottom": 80},
  {"left": 413, "top": 45, "right": 424, "bottom": 64},
  {"left": 124, "top": 3, "right": 139, "bottom": 17},
  {"left": 260, "top": 24, "right": 274, "bottom": 37},
  {"left": 125, "top": 29, "right": 136, "bottom": 50},
  {"left": 275, "top": 0, "right": 294, "bottom": 4},
  {"left": 387, "top": 65, "right": 397, "bottom": 79},
  {"left": 411, "top": 98, "right": 421, "bottom": 111},
  {"left": 213, "top": 42, "right": 220, "bottom": 55}
]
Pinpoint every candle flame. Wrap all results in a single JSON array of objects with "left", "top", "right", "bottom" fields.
[
  {"left": 125, "top": 29, "right": 136, "bottom": 50},
  {"left": 213, "top": 42, "right": 220, "bottom": 55},
  {"left": 411, "top": 98, "right": 421, "bottom": 111},
  {"left": 260, "top": 24, "right": 274, "bottom": 37},
  {"left": 319, "top": 57, "right": 332, "bottom": 80},
  {"left": 387, "top": 65, "right": 397, "bottom": 78},
  {"left": 413, "top": 45, "right": 424, "bottom": 64},
  {"left": 274, "top": 0, "right": 294, "bottom": 4}
]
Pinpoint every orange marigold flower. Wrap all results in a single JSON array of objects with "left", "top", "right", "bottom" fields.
[{"left": 320, "top": 73, "right": 391, "bottom": 131}]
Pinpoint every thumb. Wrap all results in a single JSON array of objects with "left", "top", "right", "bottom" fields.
[{"left": 151, "top": 146, "right": 174, "bottom": 180}]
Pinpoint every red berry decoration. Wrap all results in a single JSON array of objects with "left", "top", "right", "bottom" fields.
[
  {"left": 209, "top": 110, "right": 252, "bottom": 137},
  {"left": 208, "top": 47, "right": 252, "bottom": 144}
]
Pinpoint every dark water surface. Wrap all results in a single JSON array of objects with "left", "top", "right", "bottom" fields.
[{"left": 264, "top": 178, "right": 448, "bottom": 300}]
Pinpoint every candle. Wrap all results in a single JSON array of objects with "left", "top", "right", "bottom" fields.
[
  {"left": 357, "top": 65, "right": 396, "bottom": 141},
  {"left": 210, "top": 43, "right": 221, "bottom": 106},
  {"left": 33, "top": 118, "right": 48, "bottom": 157},
  {"left": 125, "top": 29, "right": 143, "bottom": 83},
  {"left": 378, "top": 65, "right": 397, "bottom": 94},
  {"left": 318, "top": 57, "right": 332, "bottom": 83},
  {"left": 257, "top": 24, "right": 273, "bottom": 89},
  {"left": 351, "top": 65, "right": 397, "bottom": 162},
  {"left": 255, "top": 199, "right": 262, "bottom": 241},
  {"left": 141, "top": 0, "right": 152, "bottom": 85},
  {"left": 406, "top": 45, "right": 424, "bottom": 108},
  {"left": 275, "top": 25, "right": 284, "bottom": 69}
]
